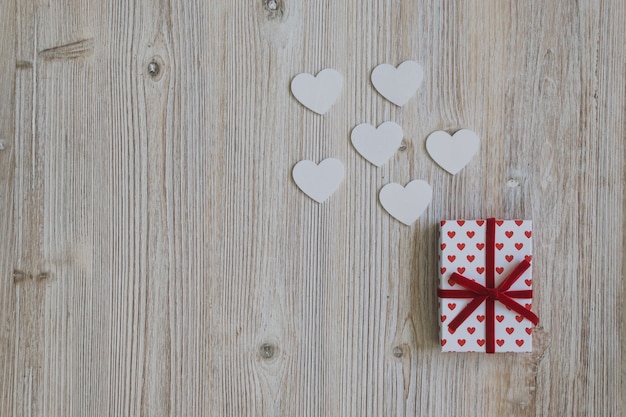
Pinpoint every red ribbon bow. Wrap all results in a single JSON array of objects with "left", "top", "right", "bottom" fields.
[{"left": 438, "top": 218, "right": 539, "bottom": 353}]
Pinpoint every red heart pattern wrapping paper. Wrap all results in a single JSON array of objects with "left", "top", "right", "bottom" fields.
[{"left": 438, "top": 219, "right": 535, "bottom": 352}]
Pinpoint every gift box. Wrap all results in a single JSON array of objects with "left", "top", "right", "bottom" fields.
[{"left": 437, "top": 218, "right": 538, "bottom": 353}]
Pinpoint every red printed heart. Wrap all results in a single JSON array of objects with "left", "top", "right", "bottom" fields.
[
  {"left": 515, "top": 339, "right": 524, "bottom": 347},
  {"left": 515, "top": 220, "right": 524, "bottom": 226},
  {"left": 476, "top": 315, "right": 485, "bottom": 322},
  {"left": 495, "top": 267, "right": 504, "bottom": 274},
  {"left": 515, "top": 315, "right": 524, "bottom": 322},
  {"left": 496, "top": 220, "right": 504, "bottom": 226},
  {"left": 505, "top": 255, "right": 514, "bottom": 262},
  {"left": 457, "top": 220, "right": 465, "bottom": 226},
  {"left": 441, "top": 315, "right": 447, "bottom": 322},
  {"left": 476, "top": 267, "right": 485, "bottom": 275},
  {"left": 447, "top": 278, "right": 456, "bottom": 286},
  {"left": 457, "top": 339, "right": 466, "bottom": 346},
  {"left": 441, "top": 339, "right": 447, "bottom": 346},
  {"left": 505, "top": 231, "right": 514, "bottom": 238},
  {"left": 476, "top": 243, "right": 485, "bottom": 250},
  {"left": 447, "top": 255, "right": 456, "bottom": 262},
  {"left": 440, "top": 220, "right": 446, "bottom": 226},
  {"left": 440, "top": 267, "right": 447, "bottom": 274},
  {"left": 496, "top": 315, "right": 504, "bottom": 322},
  {"left": 477, "top": 339, "right": 485, "bottom": 346},
  {"left": 476, "top": 220, "right": 485, "bottom": 226},
  {"left": 525, "top": 255, "right": 532, "bottom": 262},
  {"left": 457, "top": 267, "right": 465, "bottom": 274},
  {"left": 495, "top": 243, "right": 504, "bottom": 250},
  {"left": 466, "top": 255, "right": 475, "bottom": 262},
  {"left": 457, "top": 243, "right": 465, "bottom": 250},
  {"left": 448, "top": 327, "right": 456, "bottom": 334},
  {"left": 525, "top": 303, "right": 532, "bottom": 310},
  {"left": 466, "top": 231, "right": 475, "bottom": 238},
  {"left": 525, "top": 231, "right": 532, "bottom": 238},
  {"left": 448, "top": 303, "right": 457, "bottom": 310},
  {"left": 505, "top": 327, "right": 514, "bottom": 335},
  {"left": 525, "top": 327, "right": 532, "bottom": 335},
  {"left": 496, "top": 339, "right": 505, "bottom": 347},
  {"left": 515, "top": 242, "right": 524, "bottom": 250},
  {"left": 447, "top": 231, "right": 456, "bottom": 238},
  {"left": 440, "top": 243, "right": 446, "bottom": 250},
  {"left": 467, "top": 327, "right": 476, "bottom": 334},
  {"left": 524, "top": 279, "right": 532, "bottom": 287}
]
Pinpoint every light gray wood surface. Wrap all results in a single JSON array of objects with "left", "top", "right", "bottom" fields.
[{"left": 0, "top": 1, "right": 624, "bottom": 416}]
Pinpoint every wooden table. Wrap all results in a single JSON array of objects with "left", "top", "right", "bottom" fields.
[{"left": 0, "top": 1, "right": 623, "bottom": 416}]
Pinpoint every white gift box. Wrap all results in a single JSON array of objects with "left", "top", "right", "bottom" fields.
[{"left": 438, "top": 219, "right": 537, "bottom": 353}]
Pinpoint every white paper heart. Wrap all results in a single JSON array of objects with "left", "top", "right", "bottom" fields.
[
  {"left": 371, "top": 61, "right": 424, "bottom": 106},
  {"left": 291, "top": 69, "right": 343, "bottom": 115},
  {"left": 351, "top": 121, "right": 403, "bottom": 167},
  {"left": 293, "top": 158, "right": 344, "bottom": 203},
  {"left": 426, "top": 129, "right": 480, "bottom": 175},
  {"left": 379, "top": 180, "right": 432, "bottom": 225}
]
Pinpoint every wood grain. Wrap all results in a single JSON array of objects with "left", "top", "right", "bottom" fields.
[{"left": 0, "top": 0, "right": 623, "bottom": 416}]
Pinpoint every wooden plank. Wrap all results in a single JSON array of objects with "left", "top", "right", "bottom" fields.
[
  {"left": 0, "top": 1, "right": 623, "bottom": 416},
  {"left": 0, "top": 0, "right": 16, "bottom": 415}
]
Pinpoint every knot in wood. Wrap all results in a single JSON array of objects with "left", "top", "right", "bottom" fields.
[
  {"left": 392, "top": 346, "right": 404, "bottom": 357},
  {"left": 506, "top": 178, "right": 521, "bottom": 188},
  {"left": 264, "top": 0, "right": 284, "bottom": 18},
  {"left": 13, "top": 270, "right": 29, "bottom": 283},
  {"left": 147, "top": 61, "right": 160, "bottom": 77},
  {"left": 259, "top": 343, "right": 275, "bottom": 359}
]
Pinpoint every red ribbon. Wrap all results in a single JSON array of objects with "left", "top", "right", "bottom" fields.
[{"left": 438, "top": 218, "right": 539, "bottom": 353}]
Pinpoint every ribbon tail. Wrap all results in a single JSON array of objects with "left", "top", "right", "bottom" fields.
[
  {"left": 448, "top": 296, "right": 487, "bottom": 331},
  {"left": 498, "top": 293, "right": 539, "bottom": 326}
]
